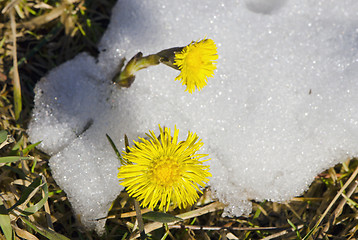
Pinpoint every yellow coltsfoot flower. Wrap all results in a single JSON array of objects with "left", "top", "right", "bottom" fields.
[
  {"left": 118, "top": 125, "right": 211, "bottom": 211},
  {"left": 113, "top": 38, "right": 218, "bottom": 93},
  {"left": 174, "top": 38, "right": 218, "bottom": 93}
]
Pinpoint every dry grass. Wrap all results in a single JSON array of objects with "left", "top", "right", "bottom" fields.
[{"left": 1, "top": 1, "right": 358, "bottom": 239}]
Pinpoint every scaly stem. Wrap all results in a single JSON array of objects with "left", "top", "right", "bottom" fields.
[
  {"left": 161, "top": 208, "right": 170, "bottom": 240},
  {"left": 113, "top": 53, "right": 161, "bottom": 87},
  {"left": 160, "top": 223, "right": 169, "bottom": 240},
  {"left": 112, "top": 46, "right": 184, "bottom": 88}
]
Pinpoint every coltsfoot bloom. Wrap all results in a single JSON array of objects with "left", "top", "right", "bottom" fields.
[
  {"left": 118, "top": 126, "right": 211, "bottom": 211},
  {"left": 174, "top": 38, "right": 218, "bottom": 93}
]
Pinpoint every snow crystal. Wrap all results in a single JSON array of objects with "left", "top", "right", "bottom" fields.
[{"left": 28, "top": 0, "right": 358, "bottom": 233}]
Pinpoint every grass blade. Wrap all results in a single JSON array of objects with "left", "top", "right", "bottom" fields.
[
  {"left": 106, "top": 134, "right": 127, "bottom": 165},
  {"left": 8, "top": 176, "right": 41, "bottom": 212},
  {"left": 21, "top": 217, "right": 70, "bottom": 240},
  {"left": 22, "top": 175, "right": 49, "bottom": 215},
  {"left": 0, "top": 130, "right": 8, "bottom": 144},
  {"left": 0, "top": 156, "right": 31, "bottom": 165},
  {"left": 0, "top": 199, "right": 14, "bottom": 240},
  {"left": 22, "top": 141, "right": 42, "bottom": 156},
  {"left": 13, "top": 225, "right": 39, "bottom": 240},
  {"left": 287, "top": 219, "right": 302, "bottom": 239},
  {"left": 10, "top": 8, "right": 22, "bottom": 121}
]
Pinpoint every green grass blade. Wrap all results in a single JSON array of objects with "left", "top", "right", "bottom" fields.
[
  {"left": 11, "top": 136, "right": 23, "bottom": 151},
  {"left": 8, "top": 177, "right": 41, "bottom": 212},
  {"left": 106, "top": 134, "right": 126, "bottom": 165},
  {"left": 0, "top": 36, "right": 5, "bottom": 49},
  {"left": 2, "top": 165, "right": 27, "bottom": 179},
  {"left": 22, "top": 141, "right": 42, "bottom": 156},
  {"left": 22, "top": 175, "right": 49, "bottom": 215},
  {"left": 0, "top": 199, "right": 14, "bottom": 240},
  {"left": 0, "top": 130, "right": 8, "bottom": 144},
  {"left": 342, "top": 193, "right": 358, "bottom": 209},
  {"left": 124, "top": 134, "right": 130, "bottom": 153},
  {"left": 302, "top": 227, "right": 316, "bottom": 240},
  {"left": 21, "top": 217, "right": 70, "bottom": 240},
  {"left": 0, "top": 156, "right": 31, "bottom": 164},
  {"left": 287, "top": 219, "right": 302, "bottom": 239},
  {"left": 253, "top": 206, "right": 262, "bottom": 220}
]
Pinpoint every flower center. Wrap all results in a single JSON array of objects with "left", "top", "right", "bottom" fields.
[
  {"left": 151, "top": 156, "right": 181, "bottom": 187},
  {"left": 185, "top": 48, "right": 202, "bottom": 70}
]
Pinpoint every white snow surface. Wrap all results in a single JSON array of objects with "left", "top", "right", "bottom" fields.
[{"left": 28, "top": 0, "right": 358, "bottom": 233}]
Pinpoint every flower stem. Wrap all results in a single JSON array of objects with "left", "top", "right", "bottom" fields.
[
  {"left": 161, "top": 208, "right": 170, "bottom": 240},
  {"left": 112, "top": 46, "right": 184, "bottom": 88},
  {"left": 161, "top": 222, "right": 170, "bottom": 240},
  {"left": 160, "top": 226, "right": 169, "bottom": 240},
  {"left": 156, "top": 47, "right": 183, "bottom": 70},
  {"left": 113, "top": 52, "right": 161, "bottom": 87}
]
